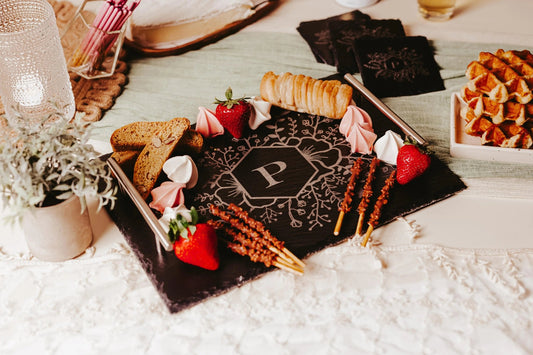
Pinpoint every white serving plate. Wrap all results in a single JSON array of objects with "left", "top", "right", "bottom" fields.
[{"left": 449, "top": 92, "right": 533, "bottom": 164}]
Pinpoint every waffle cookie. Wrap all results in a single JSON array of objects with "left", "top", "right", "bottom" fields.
[
  {"left": 465, "top": 50, "right": 533, "bottom": 104},
  {"left": 464, "top": 115, "right": 533, "bottom": 149},
  {"left": 461, "top": 86, "right": 533, "bottom": 126},
  {"left": 460, "top": 49, "right": 533, "bottom": 149}
]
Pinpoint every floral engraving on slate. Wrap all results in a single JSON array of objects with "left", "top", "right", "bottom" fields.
[
  {"left": 313, "top": 29, "right": 331, "bottom": 45},
  {"left": 337, "top": 27, "right": 398, "bottom": 46},
  {"left": 194, "top": 113, "right": 354, "bottom": 232},
  {"left": 363, "top": 46, "right": 430, "bottom": 83}
]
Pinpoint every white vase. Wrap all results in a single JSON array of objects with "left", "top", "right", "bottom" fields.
[{"left": 22, "top": 195, "right": 93, "bottom": 262}]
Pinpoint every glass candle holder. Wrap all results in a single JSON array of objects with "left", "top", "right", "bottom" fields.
[{"left": 0, "top": 0, "right": 75, "bottom": 122}]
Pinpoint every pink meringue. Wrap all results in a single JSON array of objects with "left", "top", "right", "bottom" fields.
[
  {"left": 249, "top": 96, "right": 272, "bottom": 130},
  {"left": 149, "top": 181, "right": 185, "bottom": 214},
  {"left": 196, "top": 106, "right": 224, "bottom": 138},
  {"left": 339, "top": 105, "right": 377, "bottom": 155}
]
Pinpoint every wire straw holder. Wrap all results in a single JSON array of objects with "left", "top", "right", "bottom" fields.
[{"left": 60, "top": 0, "right": 138, "bottom": 80}]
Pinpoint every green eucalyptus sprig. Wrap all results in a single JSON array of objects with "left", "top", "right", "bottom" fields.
[{"left": 0, "top": 111, "right": 116, "bottom": 223}]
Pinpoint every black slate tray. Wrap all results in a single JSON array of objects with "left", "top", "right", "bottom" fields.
[{"left": 106, "top": 78, "right": 466, "bottom": 313}]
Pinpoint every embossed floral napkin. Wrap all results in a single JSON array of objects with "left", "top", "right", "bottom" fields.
[
  {"left": 328, "top": 19, "right": 405, "bottom": 74},
  {"left": 354, "top": 36, "right": 445, "bottom": 97},
  {"left": 296, "top": 10, "right": 370, "bottom": 65}
]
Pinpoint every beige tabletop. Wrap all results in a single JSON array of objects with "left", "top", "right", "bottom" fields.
[{"left": 246, "top": 0, "right": 533, "bottom": 46}]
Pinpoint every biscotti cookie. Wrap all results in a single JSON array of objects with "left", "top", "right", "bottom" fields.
[
  {"left": 110, "top": 150, "right": 139, "bottom": 173},
  {"left": 176, "top": 129, "right": 204, "bottom": 155},
  {"left": 133, "top": 117, "right": 191, "bottom": 199},
  {"left": 111, "top": 122, "right": 203, "bottom": 154},
  {"left": 110, "top": 121, "right": 157, "bottom": 151}
]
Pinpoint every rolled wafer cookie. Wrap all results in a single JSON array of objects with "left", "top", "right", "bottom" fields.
[{"left": 260, "top": 71, "right": 353, "bottom": 119}]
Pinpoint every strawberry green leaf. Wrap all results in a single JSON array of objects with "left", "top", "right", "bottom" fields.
[
  {"left": 190, "top": 207, "right": 199, "bottom": 225},
  {"left": 179, "top": 227, "right": 189, "bottom": 240},
  {"left": 167, "top": 207, "right": 201, "bottom": 242},
  {"left": 225, "top": 87, "right": 233, "bottom": 101},
  {"left": 213, "top": 87, "right": 250, "bottom": 109},
  {"left": 168, "top": 218, "right": 180, "bottom": 243}
]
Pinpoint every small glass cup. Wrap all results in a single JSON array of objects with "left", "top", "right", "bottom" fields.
[
  {"left": 417, "top": 0, "right": 456, "bottom": 21},
  {"left": 336, "top": 0, "right": 379, "bottom": 8},
  {"left": 61, "top": 0, "right": 127, "bottom": 80},
  {"left": 0, "top": 0, "right": 75, "bottom": 122}
]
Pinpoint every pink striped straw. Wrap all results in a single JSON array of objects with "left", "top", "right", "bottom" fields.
[
  {"left": 101, "top": 0, "right": 141, "bottom": 52},
  {"left": 82, "top": 0, "right": 115, "bottom": 53},
  {"left": 78, "top": 0, "right": 141, "bottom": 70},
  {"left": 85, "top": 3, "right": 123, "bottom": 60}
]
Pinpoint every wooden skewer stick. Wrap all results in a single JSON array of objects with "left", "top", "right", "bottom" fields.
[
  {"left": 355, "top": 214, "right": 366, "bottom": 238},
  {"left": 282, "top": 247, "right": 305, "bottom": 269},
  {"left": 355, "top": 157, "right": 380, "bottom": 236},
  {"left": 361, "top": 170, "right": 396, "bottom": 247},
  {"left": 333, "top": 211, "right": 345, "bottom": 236},
  {"left": 334, "top": 158, "right": 364, "bottom": 236},
  {"left": 273, "top": 261, "right": 304, "bottom": 275},
  {"left": 275, "top": 257, "right": 304, "bottom": 273},
  {"left": 269, "top": 246, "right": 294, "bottom": 265},
  {"left": 361, "top": 225, "right": 374, "bottom": 248}
]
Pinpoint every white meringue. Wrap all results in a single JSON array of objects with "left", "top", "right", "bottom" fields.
[
  {"left": 158, "top": 204, "right": 193, "bottom": 233},
  {"left": 249, "top": 96, "right": 272, "bottom": 130},
  {"left": 196, "top": 106, "right": 224, "bottom": 138},
  {"left": 163, "top": 155, "right": 198, "bottom": 189},
  {"left": 374, "top": 130, "right": 404, "bottom": 165},
  {"left": 339, "top": 105, "right": 377, "bottom": 155}
]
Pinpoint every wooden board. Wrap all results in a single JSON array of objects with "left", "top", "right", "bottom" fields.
[{"left": 124, "top": 0, "right": 280, "bottom": 57}]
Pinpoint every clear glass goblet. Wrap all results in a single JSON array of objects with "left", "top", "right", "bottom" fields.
[{"left": 0, "top": 0, "right": 75, "bottom": 123}]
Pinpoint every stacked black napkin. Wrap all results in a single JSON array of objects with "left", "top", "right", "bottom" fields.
[
  {"left": 297, "top": 11, "right": 445, "bottom": 98},
  {"left": 297, "top": 10, "right": 371, "bottom": 66}
]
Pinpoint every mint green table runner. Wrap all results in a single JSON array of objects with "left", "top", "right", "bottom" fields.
[{"left": 90, "top": 32, "right": 533, "bottom": 180}]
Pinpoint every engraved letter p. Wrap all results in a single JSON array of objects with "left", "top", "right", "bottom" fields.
[{"left": 252, "top": 161, "right": 287, "bottom": 188}]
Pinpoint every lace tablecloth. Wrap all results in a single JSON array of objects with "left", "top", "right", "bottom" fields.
[{"left": 2, "top": 219, "right": 533, "bottom": 354}]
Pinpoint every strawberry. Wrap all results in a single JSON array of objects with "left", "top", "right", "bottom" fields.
[
  {"left": 396, "top": 141, "right": 431, "bottom": 185},
  {"left": 168, "top": 207, "right": 219, "bottom": 270},
  {"left": 214, "top": 87, "right": 251, "bottom": 139}
]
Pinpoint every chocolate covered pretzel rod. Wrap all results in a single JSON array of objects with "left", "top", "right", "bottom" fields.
[
  {"left": 361, "top": 170, "right": 396, "bottom": 247},
  {"left": 334, "top": 158, "right": 364, "bottom": 236},
  {"left": 209, "top": 204, "right": 305, "bottom": 272},
  {"left": 226, "top": 239, "right": 274, "bottom": 267},
  {"left": 227, "top": 204, "right": 284, "bottom": 250},
  {"left": 209, "top": 218, "right": 296, "bottom": 269},
  {"left": 355, "top": 157, "right": 380, "bottom": 236},
  {"left": 222, "top": 226, "right": 303, "bottom": 274},
  {"left": 227, "top": 204, "right": 305, "bottom": 268},
  {"left": 209, "top": 205, "right": 292, "bottom": 265}
]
